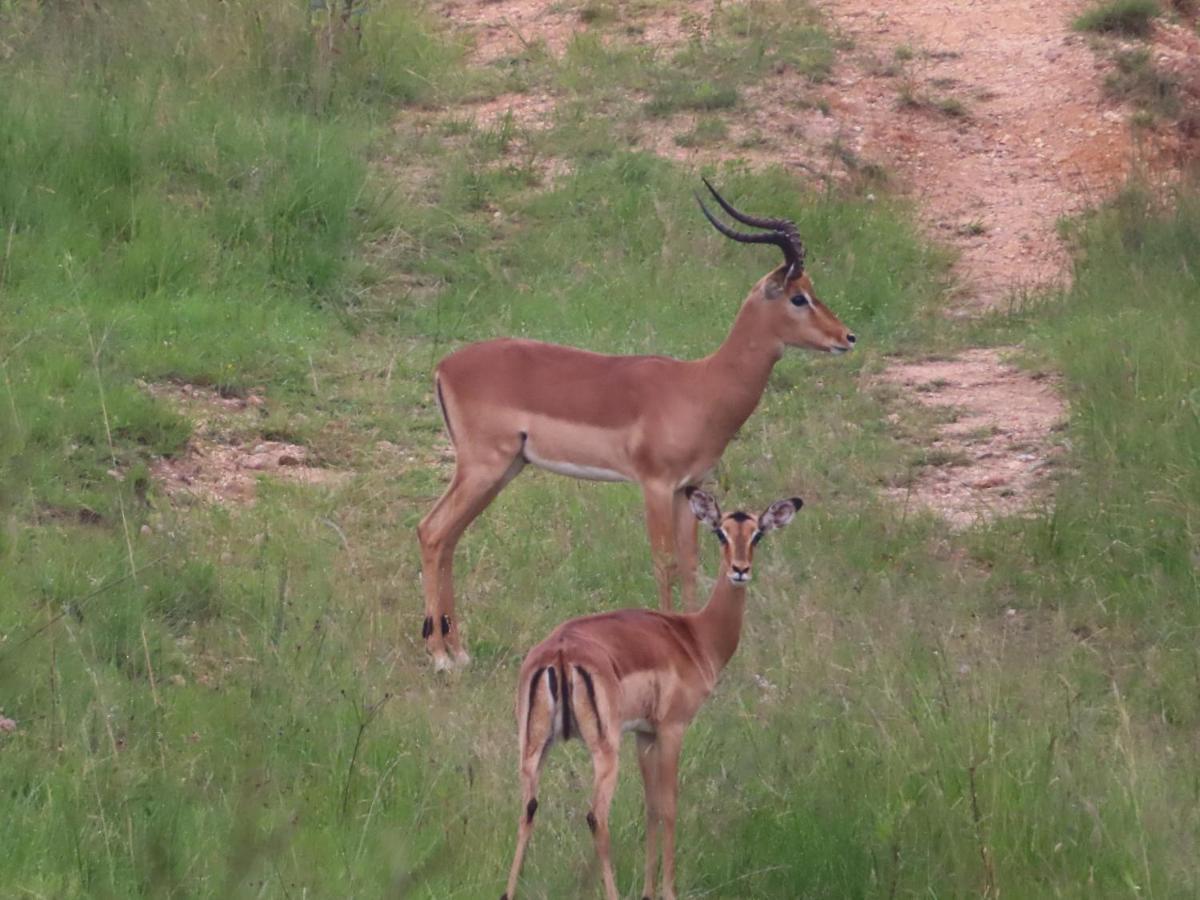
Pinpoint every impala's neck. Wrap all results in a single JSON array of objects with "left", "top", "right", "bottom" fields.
[
  {"left": 692, "top": 561, "right": 749, "bottom": 676},
  {"left": 700, "top": 299, "right": 783, "bottom": 431}
]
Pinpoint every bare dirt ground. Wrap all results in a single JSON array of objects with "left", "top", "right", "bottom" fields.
[
  {"left": 880, "top": 349, "right": 1066, "bottom": 527},
  {"left": 145, "top": 383, "right": 347, "bottom": 505}
]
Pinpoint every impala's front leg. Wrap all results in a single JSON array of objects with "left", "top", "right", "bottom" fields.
[
  {"left": 672, "top": 490, "right": 700, "bottom": 611},
  {"left": 643, "top": 483, "right": 678, "bottom": 611},
  {"left": 637, "top": 733, "right": 662, "bottom": 900},
  {"left": 655, "top": 727, "right": 685, "bottom": 900}
]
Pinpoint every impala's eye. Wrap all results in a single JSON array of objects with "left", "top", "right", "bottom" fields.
[{"left": 790, "top": 293, "right": 810, "bottom": 307}]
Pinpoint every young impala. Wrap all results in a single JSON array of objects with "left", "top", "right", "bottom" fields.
[
  {"left": 419, "top": 180, "right": 851, "bottom": 669},
  {"left": 501, "top": 488, "right": 801, "bottom": 900}
]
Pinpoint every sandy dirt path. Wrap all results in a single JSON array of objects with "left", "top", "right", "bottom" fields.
[{"left": 818, "top": 0, "right": 1132, "bottom": 310}]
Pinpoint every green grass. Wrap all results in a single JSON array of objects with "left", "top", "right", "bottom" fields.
[
  {"left": 1074, "top": 0, "right": 1162, "bottom": 36},
  {"left": 674, "top": 117, "right": 731, "bottom": 147},
  {"left": 3, "top": 0, "right": 1200, "bottom": 897},
  {"left": 1104, "top": 48, "right": 1180, "bottom": 118},
  {"left": 487, "top": 0, "right": 833, "bottom": 120}
]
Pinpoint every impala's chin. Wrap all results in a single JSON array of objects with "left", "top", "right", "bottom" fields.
[
  {"left": 728, "top": 572, "right": 751, "bottom": 585},
  {"left": 829, "top": 345, "right": 851, "bottom": 355}
]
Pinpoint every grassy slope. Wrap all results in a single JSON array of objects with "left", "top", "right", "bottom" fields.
[{"left": 1, "top": 1, "right": 1198, "bottom": 897}]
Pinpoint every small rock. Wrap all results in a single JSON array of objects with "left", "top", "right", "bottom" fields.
[
  {"left": 973, "top": 475, "right": 1008, "bottom": 489},
  {"left": 140, "top": 524, "right": 152, "bottom": 536},
  {"left": 277, "top": 454, "right": 302, "bottom": 467},
  {"left": 0, "top": 716, "right": 16, "bottom": 733}
]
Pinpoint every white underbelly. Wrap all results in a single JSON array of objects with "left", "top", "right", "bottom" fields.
[
  {"left": 522, "top": 437, "right": 630, "bottom": 483},
  {"left": 621, "top": 718, "right": 654, "bottom": 734}
]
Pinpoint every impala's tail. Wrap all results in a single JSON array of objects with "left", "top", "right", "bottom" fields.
[
  {"left": 521, "top": 652, "right": 608, "bottom": 755},
  {"left": 557, "top": 650, "right": 572, "bottom": 742}
]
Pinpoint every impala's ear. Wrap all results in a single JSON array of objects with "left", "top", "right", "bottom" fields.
[
  {"left": 762, "top": 268, "right": 785, "bottom": 300},
  {"left": 758, "top": 496, "right": 803, "bottom": 533},
  {"left": 687, "top": 488, "right": 722, "bottom": 529}
]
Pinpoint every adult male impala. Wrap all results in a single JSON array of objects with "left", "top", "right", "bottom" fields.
[
  {"left": 418, "top": 180, "right": 852, "bottom": 669},
  {"left": 501, "top": 488, "right": 801, "bottom": 900}
]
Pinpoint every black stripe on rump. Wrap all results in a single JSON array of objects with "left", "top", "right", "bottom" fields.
[
  {"left": 575, "top": 665, "right": 604, "bottom": 739},
  {"left": 435, "top": 377, "right": 455, "bottom": 444}
]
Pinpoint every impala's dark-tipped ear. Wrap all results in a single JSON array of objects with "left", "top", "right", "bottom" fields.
[
  {"left": 759, "top": 496, "right": 802, "bottom": 533},
  {"left": 688, "top": 489, "right": 722, "bottom": 529}
]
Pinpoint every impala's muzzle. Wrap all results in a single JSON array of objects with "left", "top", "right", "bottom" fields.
[
  {"left": 828, "top": 332, "right": 856, "bottom": 354},
  {"left": 729, "top": 565, "right": 751, "bottom": 584}
]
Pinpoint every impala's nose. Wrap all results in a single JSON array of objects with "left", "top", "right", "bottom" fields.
[
  {"left": 730, "top": 566, "right": 751, "bottom": 584},
  {"left": 847, "top": 333, "right": 857, "bottom": 345}
]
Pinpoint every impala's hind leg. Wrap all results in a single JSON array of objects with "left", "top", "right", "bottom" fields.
[
  {"left": 417, "top": 445, "right": 524, "bottom": 670},
  {"left": 570, "top": 665, "right": 621, "bottom": 900},
  {"left": 504, "top": 667, "right": 557, "bottom": 899}
]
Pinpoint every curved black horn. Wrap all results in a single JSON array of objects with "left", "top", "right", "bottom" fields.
[
  {"left": 696, "top": 195, "right": 803, "bottom": 275},
  {"left": 699, "top": 179, "right": 805, "bottom": 275},
  {"left": 702, "top": 177, "right": 793, "bottom": 233}
]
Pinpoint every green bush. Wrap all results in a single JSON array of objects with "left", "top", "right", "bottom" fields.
[{"left": 1073, "top": 0, "right": 1161, "bottom": 36}]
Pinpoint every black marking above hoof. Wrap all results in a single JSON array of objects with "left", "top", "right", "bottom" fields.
[
  {"left": 440, "top": 614, "right": 451, "bottom": 636},
  {"left": 501, "top": 894, "right": 508, "bottom": 900},
  {"left": 526, "top": 798, "right": 538, "bottom": 823},
  {"left": 586, "top": 811, "right": 597, "bottom": 834},
  {"left": 421, "top": 616, "right": 433, "bottom": 640}
]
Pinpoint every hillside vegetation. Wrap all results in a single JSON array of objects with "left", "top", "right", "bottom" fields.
[{"left": 1, "top": 2, "right": 1197, "bottom": 897}]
